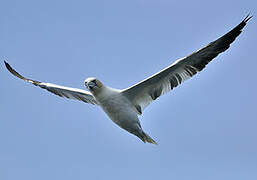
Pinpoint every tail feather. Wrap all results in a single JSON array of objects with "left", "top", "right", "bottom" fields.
[{"left": 142, "top": 132, "right": 157, "bottom": 145}]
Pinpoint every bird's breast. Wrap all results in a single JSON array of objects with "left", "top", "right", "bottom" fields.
[{"left": 98, "top": 94, "right": 138, "bottom": 126}]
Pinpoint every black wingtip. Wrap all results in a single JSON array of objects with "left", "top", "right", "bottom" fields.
[
  {"left": 4, "top": 61, "right": 26, "bottom": 80},
  {"left": 4, "top": 60, "right": 8, "bottom": 67},
  {"left": 243, "top": 14, "right": 253, "bottom": 23},
  {"left": 4, "top": 61, "right": 41, "bottom": 85},
  {"left": 4, "top": 61, "right": 13, "bottom": 73}
]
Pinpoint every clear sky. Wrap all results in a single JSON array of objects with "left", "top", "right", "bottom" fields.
[{"left": 1, "top": 0, "right": 257, "bottom": 179}]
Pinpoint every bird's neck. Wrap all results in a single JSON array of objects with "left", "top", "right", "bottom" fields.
[{"left": 93, "top": 85, "right": 121, "bottom": 102}]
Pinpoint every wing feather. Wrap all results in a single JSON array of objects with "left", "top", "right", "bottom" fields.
[
  {"left": 122, "top": 15, "right": 252, "bottom": 114},
  {"left": 5, "top": 61, "right": 97, "bottom": 105}
]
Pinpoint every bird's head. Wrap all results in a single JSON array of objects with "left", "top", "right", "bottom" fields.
[{"left": 84, "top": 77, "right": 103, "bottom": 92}]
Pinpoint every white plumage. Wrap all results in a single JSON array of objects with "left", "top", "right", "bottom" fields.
[{"left": 5, "top": 15, "right": 251, "bottom": 144}]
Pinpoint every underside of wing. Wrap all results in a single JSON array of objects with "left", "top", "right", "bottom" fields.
[
  {"left": 5, "top": 61, "right": 98, "bottom": 105},
  {"left": 122, "top": 15, "right": 252, "bottom": 115}
]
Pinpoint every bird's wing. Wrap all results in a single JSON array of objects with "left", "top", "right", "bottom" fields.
[
  {"left": 122, "top": 15, "right": 252, "bottom": 115},
  {"left": 5, "top": 61, "right": 98, "bottom": 105}
]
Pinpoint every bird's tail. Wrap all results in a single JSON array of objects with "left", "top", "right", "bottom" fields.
[{"left": 141, "top": 131, "right": 158, "bottom": 145}]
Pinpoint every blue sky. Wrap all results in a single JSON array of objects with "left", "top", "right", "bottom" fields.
[{"left": 1, "top": 0, "right": 257, "bottom": 179}]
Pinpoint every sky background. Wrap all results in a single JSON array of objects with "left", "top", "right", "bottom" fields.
[{"left": 1, "top": 0, "right": 257, "bottom": 179}]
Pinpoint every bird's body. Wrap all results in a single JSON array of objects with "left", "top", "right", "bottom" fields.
[
  {"left": 97, "top": 88, "right": 136, "bottom": 128},
  {"left": 4, "top": 15, "right": 252, "bottom": 144},
  {"left": 91, "top": 85, "right": 156, "bottom": 143}
]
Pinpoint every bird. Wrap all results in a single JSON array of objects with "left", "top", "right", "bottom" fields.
[{"left": 5, "top": 15, "right": 252, "bottom": 145}]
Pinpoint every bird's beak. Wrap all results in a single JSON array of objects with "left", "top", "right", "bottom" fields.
[{"left": 87, "top": 81, "right": 96, "bottom": 90}]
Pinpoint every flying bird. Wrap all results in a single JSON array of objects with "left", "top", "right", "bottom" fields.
[{"left": 5, "top": 15, "right": 252, "bottom": 145}]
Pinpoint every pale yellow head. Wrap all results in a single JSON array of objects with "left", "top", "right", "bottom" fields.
[{"left": 84, "top": 77, "right": 103, "bottom": 92}]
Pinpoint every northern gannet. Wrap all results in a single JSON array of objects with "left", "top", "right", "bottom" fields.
[{"left": 5, "top": 15, "right": 252, "bottom": 144}]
